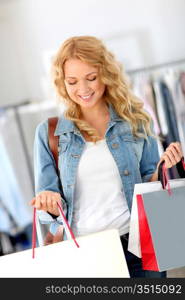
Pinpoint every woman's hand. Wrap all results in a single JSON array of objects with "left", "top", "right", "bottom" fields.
[
  {"left": 150, "top": 142, "right": 183, "bottom": 182},
  {"left": 30, "top": 191, "right": 62, "bottom": 216},
  {"left": 157, "top": 142, "right": 183, "bottom": 169}
]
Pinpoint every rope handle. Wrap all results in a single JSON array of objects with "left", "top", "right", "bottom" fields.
[
  {"left": 162, "top": 163, "right": 172, "bottom": 195},
  {"left": 182, "top": 157, "right": 185, "bottom": 170},
  {"left": 32, "top": 203, "right": 79, "bottom": 259},
  {"left": 158, "top": 158, "right": 185, "bottom": 196}
]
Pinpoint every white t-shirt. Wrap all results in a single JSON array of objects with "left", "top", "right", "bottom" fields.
[{"left": 71, "top": 139, "right": 130, "bottom": 237}]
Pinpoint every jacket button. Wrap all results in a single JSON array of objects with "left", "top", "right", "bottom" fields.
[
  {"left": 123, "top": 170, "right": 130, "bottom": 176},
  {"left": 112, "top": 143, "right": 119, "bottom": 149},
  {"left": 67, "top": 184, "right": 74, "bottom": 188},
  {"left": 71, "top": 154, "right": 80, "bottom": 158}
]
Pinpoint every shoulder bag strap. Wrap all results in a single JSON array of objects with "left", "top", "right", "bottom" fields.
[
  {"left": 48, "top": 117, "right": 59, "bottom": 171},
  {"left": 48, "top": 117, "right": 66, "bottom": 202}
]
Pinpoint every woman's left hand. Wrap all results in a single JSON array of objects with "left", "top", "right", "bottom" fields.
[{"left": 157, "top": 142, "right": 183, "bottom": 169}]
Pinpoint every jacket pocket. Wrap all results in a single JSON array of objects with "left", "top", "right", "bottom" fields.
[
  {"left": 58, "top": 142, "right": 68, "bottom": 154},
  {"left": 58, "top": 134, "right": 71, "bottom": 154}
]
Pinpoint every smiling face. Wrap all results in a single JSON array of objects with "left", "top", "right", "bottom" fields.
[{"left": 64, "top": 58, "right": 106, "bottom": 111}]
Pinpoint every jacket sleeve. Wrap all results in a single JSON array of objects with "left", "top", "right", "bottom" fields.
[
  {"left": 139, "top": 134, "right": 160, "bottom": 183},
  {"left": 34, "top": 120, "right": 66, "bottom": 234}
]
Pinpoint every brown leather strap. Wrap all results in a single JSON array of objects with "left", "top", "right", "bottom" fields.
[
  {"left": 45, "top": 117, "right": 64, "bottom": 244},
  {"left": 48, "top": 117, "right": 59, "bottom": 170}
]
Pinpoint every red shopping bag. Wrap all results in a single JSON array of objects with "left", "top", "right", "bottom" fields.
[{"left": 136, "top": 193, "right": 158, "bottom": 270}]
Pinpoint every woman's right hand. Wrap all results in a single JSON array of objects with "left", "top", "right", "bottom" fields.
[{"left": 30, "top": 191, "right": 62, "bottom": 216}]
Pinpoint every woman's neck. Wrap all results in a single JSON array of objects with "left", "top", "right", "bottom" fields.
[{"left": 81, "top": 102, "right": 109, "bottom": 124}]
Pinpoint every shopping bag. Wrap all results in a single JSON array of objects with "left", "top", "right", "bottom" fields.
[
  {"left": 136, "top": 161, "right": 185, "bottom": 271},
  {"left": 0, "top": 203, "right": 130, "bottom": 278},
  {"left": 128, "top": 158, "right": 185, "bottom": 258},
  {"left": 128, "top": 178, "right": 185, "bottom": 258}
]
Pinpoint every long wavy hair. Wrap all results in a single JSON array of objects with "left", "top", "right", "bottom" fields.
[{"left": 51, "top": 36, "right": 153, "bottom": 142}]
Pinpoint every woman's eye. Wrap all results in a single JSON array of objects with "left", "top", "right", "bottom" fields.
[
  {"left": 68, "top": 82, "right": 76, "bottom": 85},
  {"left": 66, "top": 77, "right": 96, "bottom": 85},
  {"left": 88, "top": 77, "right": 96, "bottom": 81}
]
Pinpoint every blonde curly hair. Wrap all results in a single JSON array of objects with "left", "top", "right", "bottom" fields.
[{"left": 51, "top": 35, "right": 153, "bottom": 142}]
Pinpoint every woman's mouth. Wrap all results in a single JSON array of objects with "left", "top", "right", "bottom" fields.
[{"left": 79, "top": 92, "right": 94, "bottom": 101}]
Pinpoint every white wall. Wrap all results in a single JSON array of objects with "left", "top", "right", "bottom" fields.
[{"left": 0, "top": 0, "right": 185, "bottom": 106}]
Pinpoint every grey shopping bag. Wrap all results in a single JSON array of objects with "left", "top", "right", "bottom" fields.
[{"left": 137, "top": 184, "right": 185, "bottom": 271}]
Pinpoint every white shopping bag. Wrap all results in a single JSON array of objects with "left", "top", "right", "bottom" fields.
[
  {"left": 0, "top": 229, "right": 129, "bottom": 278},
  {"left": 0, "top": 203, "right": 129, "bottom": 278},
  {"left": 128, "top": 178, "right": 185, "bottom": 258}
]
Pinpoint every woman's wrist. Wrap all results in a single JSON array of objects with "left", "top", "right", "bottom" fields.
[
  {"left": 149, "top": 159, "right": 164, "bottom": 182},
  {"left": 47, "top": 211, "right": 60, "bottom": 219},
  {"left": 149, "top": 170, "right": 158, "bottom": 182}
]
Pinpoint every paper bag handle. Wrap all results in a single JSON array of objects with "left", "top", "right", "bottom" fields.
[
  {"left": 176, "top": 157, "right": 185, "bottom": 178},
  {"left": 32, "top": 203, "right": 79, "bottom": 259},
  {"left": 158, "top": 157, "right": 185, "bottom": 191}
]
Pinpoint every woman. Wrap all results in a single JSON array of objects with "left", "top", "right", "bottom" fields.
[{"left": 31, "top": 36, "right": 183, "bottom": 277}]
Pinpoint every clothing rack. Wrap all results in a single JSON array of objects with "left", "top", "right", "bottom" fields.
[
  {"left": 127, "top": 58, "right": 185, "bottom": 75},
  {"left": 0, "top": 100, "right": 34, "bottom": 192}
]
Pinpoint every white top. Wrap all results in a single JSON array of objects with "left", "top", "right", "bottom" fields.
[{"left": 71, "top": 139, "right": 130, "bottom": 237}]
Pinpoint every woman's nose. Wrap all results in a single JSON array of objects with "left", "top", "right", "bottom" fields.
[{"left": 77, "top": 80, "right": 91, "bottom": 94}]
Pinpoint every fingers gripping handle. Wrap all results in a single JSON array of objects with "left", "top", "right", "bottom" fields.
[
  {"left": 158, "top": 158, "right": 185, "bottom": 187},
  {"left": 158, "top": 160, "right": 172, "bottom": 195},
  {"left": 157, "top": 158, "right": 185, "bottom": 195}
]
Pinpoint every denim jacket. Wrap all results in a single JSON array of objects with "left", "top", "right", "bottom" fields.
[{"left": 34, "top": 104, "right": 159, "bottom": 237}]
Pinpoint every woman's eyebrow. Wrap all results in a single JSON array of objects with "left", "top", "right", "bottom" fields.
[
  {"left": 86, "top": 72, "right": 97, "bottom": 76},
  {"left": 65, "top": 72, "right": 97, "bottom": 79}
]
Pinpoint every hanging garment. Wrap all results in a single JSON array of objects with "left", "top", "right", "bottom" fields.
[
  {"left": 0, "top": 137, "right": 32, "bottom": 232},
  {"left": 0, "top": 109, "right": 34, "bottom": 204},
  {"left": 152, "top": 80, "right": 169, "bottom": 137},
  {"left": 159, "top": 81, "right": 180, "bottom": 143},
  {"left": 180, "top": 72, "right": 185, "bottom": 95},
  {"left": 17, "top": 100, "right": 64, "bottom": 168},
  {"left": 176, "top": 73, "right": 185, "bottom": 156},
  {"left": 0, "top": 233, "right": 14, "bottom": 255},
  {"left": 0, "top": 101, "right": 64, "bottom": 215},
  {"left": 132, "top": 75, "right": 161, "bottom": 136},
  {"left": 131, "top": 76, "right": 164, "bottom": 156}
]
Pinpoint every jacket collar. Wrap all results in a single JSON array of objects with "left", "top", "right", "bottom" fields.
[
  {"left": 109, "top": 103, "right": 123, "bottom": 122},
  {"left": 54, "top": 103, "right": 122, "bottom": 136}
]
